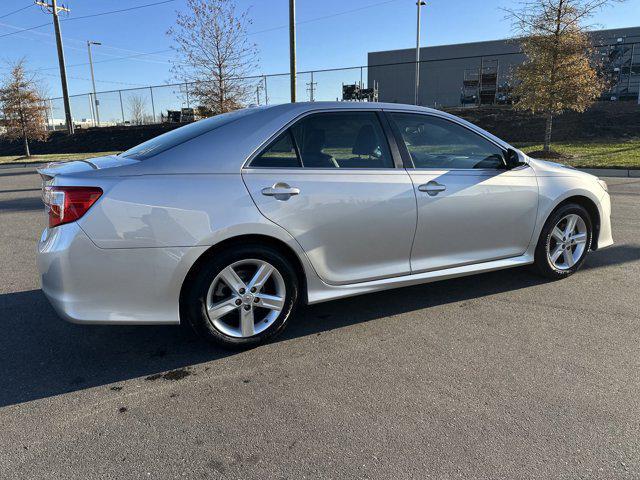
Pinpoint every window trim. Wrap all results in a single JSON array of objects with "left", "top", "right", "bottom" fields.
[
  {"left": 249, "top": 129, "right": 303, "bottom": 169},
  {"left": 243, "top": 108, "right": 403, "bottom": 171},
  {"left": 289, "top": 128, "right": 305, "bottom": 168},
  {"left": 383, "top": 110, "right": 511, "bottom": 172}
]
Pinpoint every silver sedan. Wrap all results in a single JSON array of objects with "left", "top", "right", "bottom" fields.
[{"left": 37, "top": 102, "right": 613, "bottom": 347}]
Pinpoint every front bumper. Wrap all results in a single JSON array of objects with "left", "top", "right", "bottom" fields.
[
  {"left": 37, "top": 223, "right": 207, "bottom": 324},
  {"left": 596, "top": 190, "right": 614, "bottom": 250}
]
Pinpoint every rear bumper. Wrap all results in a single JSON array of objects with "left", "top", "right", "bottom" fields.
[{"left": 37, "top": 223, "right": 207, "bottom": 324}]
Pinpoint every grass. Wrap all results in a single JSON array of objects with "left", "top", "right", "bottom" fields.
[
  {"left": 514, "top": 140, "right": 640, "bottom": 169},
  {"left": 0, "top": 152, "right": 120, "bottom": 165}
]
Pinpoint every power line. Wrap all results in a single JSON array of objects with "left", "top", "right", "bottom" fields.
[
  {"left": 0, "top": 4, "right": 34, "bottom": 19},
  {"left": 70, "top": 41, "right": 175, "bottom": 62},
  {"left": 0, "top": 0, "right": 178, "bottom": 39},
  {"left": 36, "top": 49, "right": 177, "bottom": 71},
  {"left": 0, "top": 63, "right": 147, "bottom": 87},
  {"left": 0, "top": 21, "right": 179, "bottom": 66},
  {"left": 250, "top": 0, "right": 400, "bottom": 35},
  {"left": 62, "top": 0, "right": 177, "bottom": 22},
  {"left": 0, "top": 21, "right": 49, "bottom": 38},
  {"left": 40, "top": 71, "right": 146, "bottom": 87}
]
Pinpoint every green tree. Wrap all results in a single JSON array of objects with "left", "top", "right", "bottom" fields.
[{"left": 508, "top": 0, "right": 619, "bottom": 153}]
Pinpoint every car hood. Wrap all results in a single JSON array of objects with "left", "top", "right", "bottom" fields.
[{"left": 527, "top": 157, "right": 596, "bottom": 179}]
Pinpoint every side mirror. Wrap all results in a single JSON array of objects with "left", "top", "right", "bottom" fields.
[{"left": 504, "top": 148, "right": 524, "bottom": 169}]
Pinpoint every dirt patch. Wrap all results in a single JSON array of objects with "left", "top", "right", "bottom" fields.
[{"left": 145, "top": 367, "right": 191, "bottom": 382}]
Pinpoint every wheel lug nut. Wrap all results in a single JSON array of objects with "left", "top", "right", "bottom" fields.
[
  {"left": 254, "top": 297, "right": 260, "bottom": 303},
  {"left": 250, "top": 287, "right": 256, "bottom": 293},
  {"left": 244, "top": 305, "right": 251, "bottom": 311},
  {"left": 235, "top": 299, "right": 242, "bottom": 306},
  {"left": 239, "top": 288, "right": 245, "bottom": 294}
]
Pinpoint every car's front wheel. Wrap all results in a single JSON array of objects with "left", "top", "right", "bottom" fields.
[
  {"left": 183, "top": 245, "right": 299, "bottom": 348},
  {"left": 533, "top": 203, "right": 593, "bottom": 279}
]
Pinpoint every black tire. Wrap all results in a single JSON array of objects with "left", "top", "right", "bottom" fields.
[
  {"left": 182, "top": 244, "right": 299, "bottom": 348},
  {"left": 532, "top": 203, "right": 593, "bottom": 279}
]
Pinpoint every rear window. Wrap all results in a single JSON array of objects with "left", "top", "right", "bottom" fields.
[{"left": 120, "top": 108, "right": 257, "bottom": 160}]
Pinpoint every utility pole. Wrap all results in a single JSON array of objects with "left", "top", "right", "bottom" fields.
[
  {"left": 289, "top": 0, "right": 296, "bottom": 102},
  {"left": 256, "top": 82, "right": 265, "bottom": 106},
  {"left": 87, "top": 41, "right": 101, "bottom": 126},
  {"left": 36, "top": 0, "right": 74, "bottom": 134},
  {"left": 414, "top": 1, "right": 426, "bottom": 106},
  {"left": 263, "top": 75, "right": 269, "bottom": 105},
  {"left": 306, "top": 72, "right": 317, "bottom": 102}
]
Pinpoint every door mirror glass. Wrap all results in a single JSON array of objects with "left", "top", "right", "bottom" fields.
[{"left": 504, "top": 148, "right": 525, "bottom": 169}]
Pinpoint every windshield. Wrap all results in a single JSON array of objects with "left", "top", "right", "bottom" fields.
[{"left": 120, "top": 108, "right": 258, "bottom": 160}]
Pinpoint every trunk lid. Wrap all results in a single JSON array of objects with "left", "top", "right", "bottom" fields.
[{"left": 37, "top": 154, "right": 137, "bottom": 183}]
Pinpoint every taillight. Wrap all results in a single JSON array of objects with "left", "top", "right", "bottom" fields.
[{"left": 43, "top": 186, "right": 103, "bottom": 228}]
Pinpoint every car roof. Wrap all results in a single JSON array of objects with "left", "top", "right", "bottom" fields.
[{"left": 257, "top": 101, "right": 441, "bottom": 117}]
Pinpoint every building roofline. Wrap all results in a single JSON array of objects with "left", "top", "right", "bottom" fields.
[{"left": 368, "top": 25, "right": 640, "bottom": 55}]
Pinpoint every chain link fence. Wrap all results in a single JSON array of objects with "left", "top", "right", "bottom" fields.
[
  {"left": 45, "top": 45, "right": 640, "bottom": 130},
  {"left": 46, "top": 65, "right": 374, "bottom": 130}
]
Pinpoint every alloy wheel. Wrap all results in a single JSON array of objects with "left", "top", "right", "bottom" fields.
[
  {"left": 547, "top": 213, "right": 588, "bottom": 270},
  {"left": 205, "top": 259, "right": 286, "bottom": 338}
]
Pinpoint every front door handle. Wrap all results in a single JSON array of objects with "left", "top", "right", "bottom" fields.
[
  {"left": 418, "top": 181, "right": 446, "bottom": 196},
  {"left": 261, "top": 182, "right": 300, "bottom": 200}
]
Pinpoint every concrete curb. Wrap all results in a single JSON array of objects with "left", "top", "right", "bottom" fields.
[
  {"left": 0, "top": 162, "right": 48, "bottom": 170},
  {"left": 578, "top": 168, "right": 640, "bottom": 178}
]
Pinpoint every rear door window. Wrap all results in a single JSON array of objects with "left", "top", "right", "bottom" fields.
[{"left": 291, "top": 112, "right": 394, "bottom": 169}]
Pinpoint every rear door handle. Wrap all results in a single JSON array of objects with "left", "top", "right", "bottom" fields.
[
  {"left": 261, "top": 182, "right": 300, "bottom": 200},
  {"left": 418, "top": 181, "right": 446, "bottom": 196}
]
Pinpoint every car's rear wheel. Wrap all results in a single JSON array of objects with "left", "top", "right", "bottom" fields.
[
  {"left": 183, "top": 245, "right": 299, "bottom": 348},
  {"left": 533, "top": 203, "right": 592, "bottom": 279}
]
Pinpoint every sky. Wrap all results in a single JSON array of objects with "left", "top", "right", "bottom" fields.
[{"left": 1, "top": 0, "right": 638, "bottom": 121}]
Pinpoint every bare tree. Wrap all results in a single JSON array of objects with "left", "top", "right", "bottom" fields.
[
  {"left": 168, "top": 0, "right": 258, "bottom": 114},
  {"left": 507, "top": 0, "right": 621, "bottom": 153},
  {"left": 128, "top": 94, "right": 147, "bottom": 125},
  {"left": 0, "top": 59, "right": 49, "bottom": 158}
]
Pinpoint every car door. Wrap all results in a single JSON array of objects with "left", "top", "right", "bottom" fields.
[
  {"left": 387, "top": 111, "right": 538, "bottom": 273},
  {"left": 242, "top": 110, "right": 417, "bottom": 285}
]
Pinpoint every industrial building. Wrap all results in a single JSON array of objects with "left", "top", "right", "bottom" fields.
[{"left": 367, "top": 26, "right": 640, "bottom": 108}]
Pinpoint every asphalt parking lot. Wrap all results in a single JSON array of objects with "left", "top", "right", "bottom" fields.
[{"left": 0, "top": 166, "right": 639, "bottom": 479}]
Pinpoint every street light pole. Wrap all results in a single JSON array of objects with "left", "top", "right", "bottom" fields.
[
  {"left": 414, "top": 1, "right": 426, "bottom": 106},
  {"left": 87, "top": 41, "right": 101, "bottom": 126}
]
